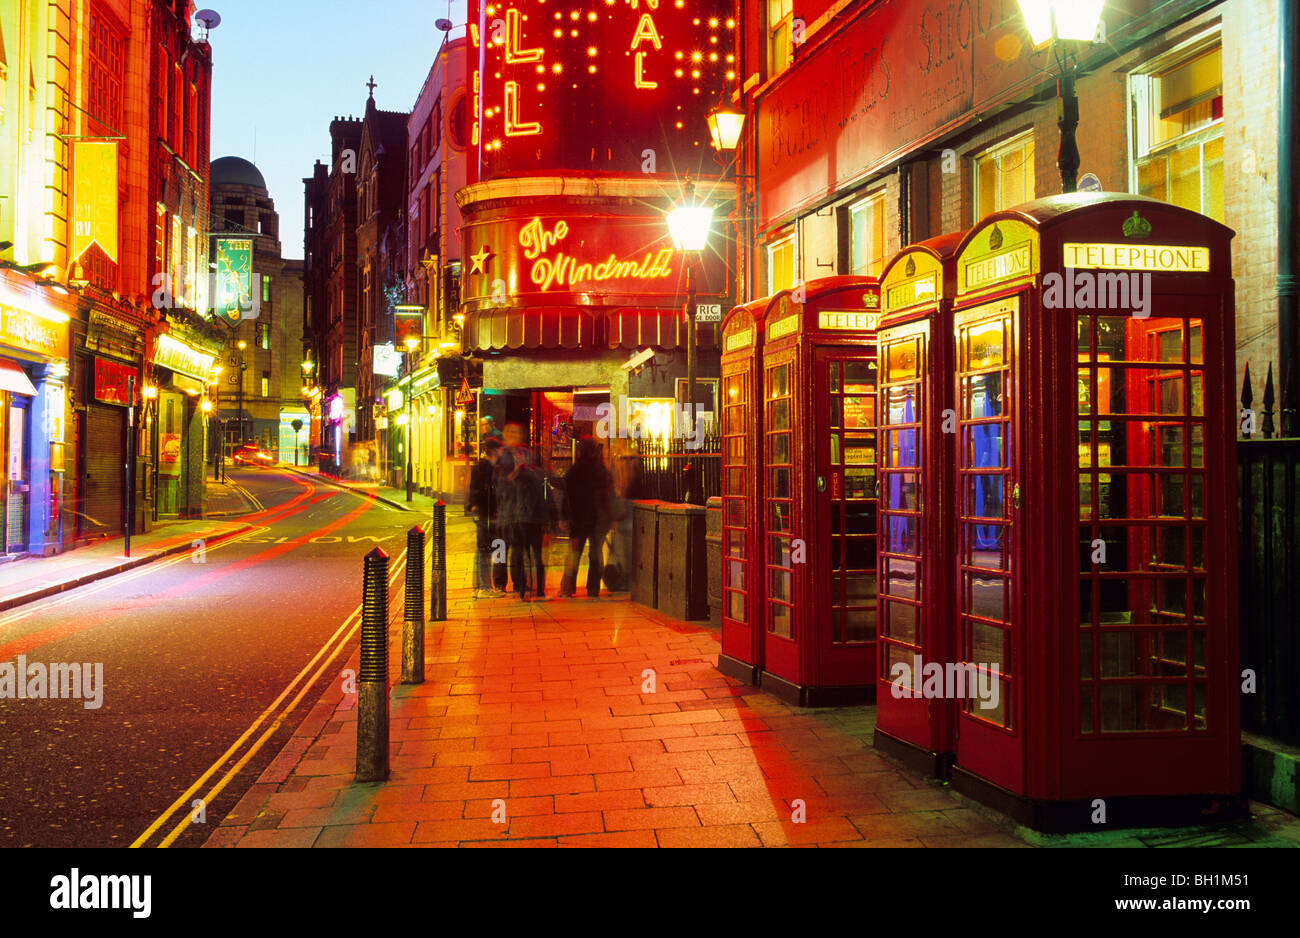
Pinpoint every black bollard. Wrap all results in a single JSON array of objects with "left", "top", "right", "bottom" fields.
[
  {"left": 430, "top": 500, "right": 447, "bottom": 622},
  {"left": 356, "top": 547, "right": 389, "bottom": 782},
  {"left": 402, "top": 526, "right": 425, "bottom": 684}
]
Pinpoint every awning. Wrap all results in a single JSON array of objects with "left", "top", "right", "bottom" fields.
[
  {"left": 464, "top": 307, "right": 716, "bottom": 352},
  {"left": 0, "top": 359, "right": 37, "bottom": 396}
]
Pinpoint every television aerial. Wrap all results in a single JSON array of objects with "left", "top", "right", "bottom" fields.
[{"left": 195, "top": 9, "right": 221, "bottom": 41}]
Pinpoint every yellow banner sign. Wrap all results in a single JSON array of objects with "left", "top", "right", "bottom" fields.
[
  {"left": 1, "top": 304, "right": 69, "bottom": 359},
  {"left": 71, "top": 142, "right": 119, "bottom": 264},
  {"left": 1062, "top": 242, "right": 1211, "bottom": 273}
]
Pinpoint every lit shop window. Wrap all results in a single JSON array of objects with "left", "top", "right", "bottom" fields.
[
  {"left": 767, "top": 234, "right": 796, "bottom": 295},
  {"left": 973, "top": 132, "right": 1035, "bottom": 218},
  {"left": 261, "top": 371, "right": 270, "bottom": 398},
  {"left": 1131, "top": 38, "right": 1223, "bottom": 223},
  {"left": 768, "top": 0, "right": 794, "bottom": 77},
  {"left": 848, "top": 191, "right": 887, "bottom": 278}
]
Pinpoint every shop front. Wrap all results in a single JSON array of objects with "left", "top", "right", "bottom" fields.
[
  {"left": 456, "top": 176, "right": 734, "bottom": 485},
  {"left": 150, "top": 331, "right": 219, "bottom": 519},
  {"left": 0, "top": 276, "right": 73, "bottom": 558}
]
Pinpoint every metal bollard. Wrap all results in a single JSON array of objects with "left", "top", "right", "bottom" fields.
[
  {"left": 430, "top": 500, "right": 447, "bottom": 622},
  {"left": 401, "top": 526, "right": 425, "bottom": 684},
  {"left": 356, "top": 547, "right": 389, "bottom": 782}
]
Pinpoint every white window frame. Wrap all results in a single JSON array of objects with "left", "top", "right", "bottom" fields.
[
  {"left": 972, "top": 130, "right": 1036, "bottom": 219},
  {"left": 847, "top": 189, "right": 888, "bottom": 278},
  {"left": 767, "top": 231, "right": 796, "bottom": 296}
]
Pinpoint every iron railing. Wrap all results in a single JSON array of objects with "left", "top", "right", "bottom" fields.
[{"left": 623, "top": 434, "right": 720, "bottom": 504}]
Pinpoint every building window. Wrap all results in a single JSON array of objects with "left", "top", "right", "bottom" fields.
[
  {"left": 1131, "top": 38, "right": 1223, "bottom": 223},
  {"left": 767, "top": 233, "right": 796, "bottom": 295},
  {"left": 258, "top": 322, "right": 271, "bottom": 350},
  {"left": 262, "top": 273, "right": 272, "bottom": 303},
  {"left": 848, "top": 191, "right": 887, "bottom": 277},
  {"left": 261, "top": 371, "right": 270, "bottom": 398},
  {"left": 973, "top": 131, "right": 1035, "bottom": 218},
  {"left": 768, "top": 0, "right": 794, "bottom": 76},
  {"left": 87, "top": 3, "right": 125, "bottom": 130}
]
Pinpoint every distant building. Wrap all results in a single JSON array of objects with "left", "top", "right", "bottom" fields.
[
  {"left": 302, "top": 115, "right": 363, "bottom": 475},
  {"left": 208, "top": 156, "right": 307, "bottom": 463}
]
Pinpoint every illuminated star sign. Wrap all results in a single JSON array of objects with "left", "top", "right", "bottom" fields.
[{"left": 470, "top": 245, "right": 495, "bottom": 274}]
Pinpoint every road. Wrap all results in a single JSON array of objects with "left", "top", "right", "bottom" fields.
[{"left": 0, "top": 467, "right": 430, "bottom": 848}]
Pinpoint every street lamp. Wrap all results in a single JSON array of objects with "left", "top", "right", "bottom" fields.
[
  {"left": 1016, "top": 0, "right": 1107, "bottom": 193},
  {"left": 402, "top": 335, "right": 420, "bottom": 502},
  {"left": 667, "top": 184, "right": 715, "bottom": 503},
  {"left": 706, "top": 105, "right": 745, "bottom": 153}
]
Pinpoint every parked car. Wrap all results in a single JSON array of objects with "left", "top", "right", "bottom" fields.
[{"left": 232, "top": 443, "right": 274, "bottom": 467}]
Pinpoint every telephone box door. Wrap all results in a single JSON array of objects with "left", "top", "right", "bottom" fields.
[
  {"left": 720, "top": 356, "right": 759, "bottom": 677},
  {"left": 952, "top": 295, "right": 1023, "bottom": 793},
  {"left": 815, "top": 347, "right": 879, "bottom": 687},
  {"left": 761, "top": 346, "right": 800, "bottom": 684}
]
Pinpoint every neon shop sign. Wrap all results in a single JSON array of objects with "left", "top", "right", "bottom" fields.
[{"left": 519, "top": 217, "right": 675, "bottom": 291}]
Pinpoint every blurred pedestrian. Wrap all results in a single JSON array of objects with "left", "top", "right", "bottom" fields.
[
  {"left": 560, "top": 437, "right": 614, "bottom": 598},
  {"left": 467, "top": 437, "right": 503, "bottom": 599},
  {"left": 510, "top": 456, "right": 550, "bottom": 600}
]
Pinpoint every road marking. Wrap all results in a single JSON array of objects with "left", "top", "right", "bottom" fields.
[{"left": 132, "top": 552, "right": 409, "bottom": 849}]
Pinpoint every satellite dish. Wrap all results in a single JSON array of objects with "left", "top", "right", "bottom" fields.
[
  {"left": 435, "top": 18, "right": 453, "bottom": 31},
  {"left": 196, "top": 9, "right": 221, "bottom": 29}
]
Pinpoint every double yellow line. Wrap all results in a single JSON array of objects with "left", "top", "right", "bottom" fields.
[{"left": 131, "top": 548, "right": 409, "bottom": 848}]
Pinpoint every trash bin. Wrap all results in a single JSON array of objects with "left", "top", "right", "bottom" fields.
[
  {"left": 656, "top": 502, "right": 708, "bottom": 621},
  {"left": 631, "top": 500, "right": 665, "bottom": 609}
]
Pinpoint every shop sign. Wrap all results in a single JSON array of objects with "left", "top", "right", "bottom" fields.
[
  {"left": 818, "top": 310, "right": 879, "bottom": 332},
  {"left": 94, "top": 357, "right": 135, "bottom": 405},
  {"left": 159, "top": 433, "right": 182, "bottom": 465},
  {"left": 695, "top": 302, "right": 725, "bottom": 323},
  {"left": 71, "top": 141, "right": 119, "bottom": 263},
  {"left": 213, "top": 239, "right": 254, "bottom": 326},
  {"left": 154, "top": 334, "right": 216, "bottom": 381},
  {"left": 0, "top": 305, "right": 69, "bottom": 359},
  {"left": 84, "top": 310, "right": 142, "bottom": 361},
  {"left": 1061, "top": 242, "right": 1211, "bottom": 274},
  {"left": 373, "top": 343, "right": 403, "bottom": 377}
]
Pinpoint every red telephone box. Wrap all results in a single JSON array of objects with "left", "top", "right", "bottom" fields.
[
  {"left": 718, "top": 298, "right": 769, "bottom": 685},
  {"left": 759, "top": 277, "right": 881, "bottom": 706},
  {"left": 873, "top": 232, "right": 965, "bottom": 776},
  {"left": 946, "top": 193, "right": 1243, "bottom": 829}
]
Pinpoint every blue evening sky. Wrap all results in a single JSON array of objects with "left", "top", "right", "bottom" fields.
[{"left": 208, "top": 0, "right": 468, "bottom": 258}]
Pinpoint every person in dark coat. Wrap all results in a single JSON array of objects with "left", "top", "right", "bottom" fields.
[
  {"left": 467, "top": 438, "right": 503, "bottom": 599},
  {"left": 561, "top": 437, "right": 614, "bottom": 598},
  {"left": 508, "top": 456, "right": 549, "bottom": 600}
]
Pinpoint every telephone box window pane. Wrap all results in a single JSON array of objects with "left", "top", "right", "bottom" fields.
[
  {"left": 885, "top": 558, "right": 918, "bottom": 599},
  {"left": 1156, "top": 426, "right": 1185, "bottom": 466},
  {"left": 965, "top": 321, "right": 1005, "bottom": 370},
  {"left": 1159, "top": 578, "right": 1187, "bottom": 617},
  {"left": 886, "top": 385, "right": 917, "bottom": 424},
  {"left": 845, "top": 607, "right": 876, "bottom": 643},
  {"left": 1193, "top": 685, "right": 1207, "bottom": 729},
  {"left": 886, "top": 429, "right": 916, "bottom": 467},
  {"left": 727, "top": 560, "right": 746, "bottom": 591},
  {"left": 1190, "top": 324, "right": 1203, "bottom": 363},
  {"left": 845, "top": 467, "right": 874, "bottom": 499},
  {"left": 1190, "top": 526, "right": 1205, "bottom": 568},
  {"left": 844, "top": 360, "right": 875, "bottom": 393},
  {"left": 1100, "top": 631, "right": 1145, "bottom": 677},
  {"left": 1190, "top": 475, "right": 1204, "bottom": 517},
  {"left": 725, "top": 530, "right": 745, "bottom": 557},
  {"left": 887, "top": 601, "right": 917, "bottom": 642},
  {"left": 1158, "top": 377, "right": 1185, "bottom": 415},
  {"left": 727, "top": 436, "right": 746, "bottom": 460},
  {"left": 728, "top": 592, "right": 746, "bottom": 621},
  {"left": 965, "top": 523, "right": 1006, "bottom": 569},
  {"left": 1080, "top": 685, "right": 1095, "bottom": 733},
  {"left": 771, "top": 535, "right": 792, "bottom": 569},
  {"left": 1159, "top": 474, "right": 1185, "bottom": 515},
  {"left": 828, "top": 397, "right": 842, "bottom": 427},
  {"left": 1190, "top": 376, "right": 1203, "bottom": 416},
  {"left": 769, "top": 365, "right": 789, "bottom": 397},
  {"left": 845, "top": 573, "right": 876, "bottom": 603},
  {"left": 773, "top": 399, "right": 792, "bottom": 430},
  {"left": 726, "top": 467, "right": 745, "bottom": 494},
  {"left": 844, "top": 395, "right": 874, "bottom": 428},
  {"left": 1192, "top": 579, "right": 1207, "bottom": 619},
  {"left": 887, "top": 339, "right": 920, "bottom": 382},
  {"left": 967, "top": 573, "right": 1007, "bottom": 622},
  {"left": 828, "top": 362, "right": 840, "bottom": 392},
  {"left": 769, "top": 467, "right": 790, "bottom": 499},
  {"left": 1079, "top": 633, "right": 1094, "bottom": 679},
  {"left": 770, "top": 433, "right": 789, "bottom": 464},
  {"left": 770, "top": 603, "right": 792, "bottom": 639},
  {"left": 845, "top": 537, "right": 874, "bottom": 571},
  {"left": 1080, "top": 580, "right": 1094, "bottom": 625},
  {"left": 846, "top": 432, "right": 875, "bottom": 463},
  {"left": 967, "top": 474, "right": 1005, "bottom": 518},
  {"left": 830, "top": 434, "right": 842, "bottom": 465},
  {"left": 845, "top": 502, "right": 876, "bottom": 535},
  {"left": 1099, "top": 684, "right": 1189, "bottom": 732},
  {"left": 970, "top": 680, "right": 1009, "bottom": 726},
  {"left": 969, "top": 622, "right": 1004, "bottom": 667},
  {"left": 1157, "top": 632, "right": 1188, "bottom": 675},
  {"left": 1156, "top": 330, "right": 1183, "bottom": 363},
  {"left": 886, "top": 472, "right": 918, "bottom": 510},
  {"left": 966, "top": 425, "right": 1005, "bottom": 467},
  {"left": 726, "top": 499, "right": 745, "bottom": 527},
  {"left": 963, "top": 372, "right": 1005, "bottom": 419},
  {"left": 1077, "top": 368, "right": 1092, "bottom": 415},
  {"left": 769, "top": 569, "right": 791, "bottom": 602},
  {"left": 768, "top": 502, "right": 791, "bottom": 532},
  {"left": 886, "top": 644, "right": 919, "bottom": 690},
  {"left": 888, "top": 516, "right": 917, "bottom": 554}
]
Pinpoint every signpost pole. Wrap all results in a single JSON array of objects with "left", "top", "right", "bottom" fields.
[{"left": 125, "top": 376, "right": 134, "bottom": 558}]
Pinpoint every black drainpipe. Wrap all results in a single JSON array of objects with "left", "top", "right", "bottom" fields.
[{"left": 1279, "top": 0, "right": 1298, "bottom": 436}]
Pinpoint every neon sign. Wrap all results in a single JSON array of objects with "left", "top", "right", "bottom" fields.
[
  {"left": 470, "top": 0, "right": 735, "bottom": 174},
  {"left": 519, "top": 217, "right": 674, "bottom": 291}
]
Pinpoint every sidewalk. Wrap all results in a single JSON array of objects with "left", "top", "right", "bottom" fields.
[
  {"left": 0, "top": 478, "right": 258, "bottom": 613},
  {"left": 207, "top": 516, "right": 1300, "bottom": 848}
]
